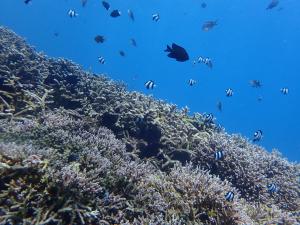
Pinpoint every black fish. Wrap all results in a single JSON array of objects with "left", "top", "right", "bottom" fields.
[
  {"left": 81, "top": 0, "right": 88, "bottom": 7},
  {"left": 225, "top": 191, "right": 234, "bottom": 201},
  {"left": 24, "top": 0, "right": 31, "bottom": 4},
  {"left": 94, "top": 35, "right": 105, "bottom": 43},
  {"left": 119, "top": 51, "right": 125, "bottom": 57},
  {"left": 110, "top": 10, "right": 121, "bottom": 18},
  {"left": 253, "top": 130, "right": 263, "bottom": 142},
  {"left": 266, "top": 0, "right": 279, "bottom": 10},
  {"left": 128, "top": 9, "right": 135, "bottom": 21},
  {"left": 130, "top": 38, "right": 137, "bottom": 47},
  {"left": 250, "top": 80, "right": 262, "bottom": 88},
  {"left": 145, "top": 80, "right": 155, "bottom": 89},
  {"left": 102, "top": 1, "right": 110, "bottom": 10},
  {"left": 201, "top": 2, "right": 207, "bottom": 8},
  {"left": 165, "top": 43, "right": 189, "bottom": 62},
  {"left": 202, "top": 20, "right": 217, "bottom": 31}
]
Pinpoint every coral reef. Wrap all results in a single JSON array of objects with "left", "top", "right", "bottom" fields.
[{"left": 0, "top": 26, "right": 299, "bottom": 224}]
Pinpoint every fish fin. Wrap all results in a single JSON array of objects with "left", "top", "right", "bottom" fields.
[{"left": 165, "top": 45, "right": 172, "bottom": 52}]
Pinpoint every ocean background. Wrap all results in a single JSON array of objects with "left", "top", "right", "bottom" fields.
[{"left": 0, "top": 0, "right": 299, "bottom": 162}]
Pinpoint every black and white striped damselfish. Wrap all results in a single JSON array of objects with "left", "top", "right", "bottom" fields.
[
  {"left": 188, "top": 79, "right": 196, "bottom": 86},
  {"left": 198, "top": 56, "right": 213, "bottom": 68},
  {"left": 98, "top": 56, "right": 105, "bottom": 64},
  {"left": 204, "top": 113, "right": 214, "bottom": 123},
  {"left": 68, "top": 10, "right": 78, "bottom": 18},
  {"left": 225, "top": 191, "right": 234, "bottom": 201},
  {"left": 267, "top": 183, "right": 279, "bottom": 193},
  {"left": 145, "top": 80, "right": 155, "bottom": 89},
  {"left": 225, "top": 88, "right": 233, "bottom": 97},
  {"left": 280, "top": 87, "right": 288, "bottom": 95},
  {"left": 152, "top": 13, "right": 160, "bottom": 22},
  {"left": 215, "top": 150, "right": 224, "bottom": 160},
  {"left": 253, "top": 130, "right": 263, "bottom": 142}
]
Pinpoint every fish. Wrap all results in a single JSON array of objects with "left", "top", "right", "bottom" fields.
[
  {"left": 102, "top": 1, "right": 110, "bottom": 10},
  {"left": 94, "top": 35, "right": 105, "bottom": 43},
  {"left": 249, "top": 80, "right": 262, "bottom": 88},
  {"left": 225, "top": 191, "right": 234, "bottom": 201},
  {"left": 165, "top": 43, "right": 189, "bottom": 62},
  {"left": 204, "top": 113, "right": 214, "bottom": 123},
  {"left": 217, "top": 101, "right": 222, "bottom": 112},
  {"left": 257, "top": 96, "right": 263, "bottom": 102},
  {"left": 119, "top": 51, "right": 125, "bottom": 57},
  {"left": 145, "top": 80, "right": 155, "bottom": 89},
  {"left": 266, "top": 0, "right": 279, "bottom": 10},
  {"left": 225, "top": 88, "right": 233, "bottom": 97},
  {"left": 280, "top": 87, "right": 288, "bottom": 95},
  {"left": 98, "top": 56, "right": 105, "bottom": 64},
  {"left": 130, "top": 38, "right": 137, "bottom": 47},
  {"left": 68, "top": 10, "right": 78, "bottom": 18},
  {"left": 81, "top": 0, "right": 88, "bottom": 7},
  {"left": 128, "top": 9, "right": 135, "bottom": 21},
  {"left": 202, "top": 20, "right": 218, "bottom": 32},
  {"left": 215, "top": 150, "right": 224, "bottom": 160},
  {"left": 201, "top": 2, "right": 207, "bottom": 8},
  {"left": 152, "top": 13, "right": 160, "bottom": 22},
  {"left": 253, "top": 130, "right": 263, "bottom": 142},
  {"left": 267, "top": 183, "right": 279, "bottom": 193},
  {"left": 54, "top": 32, "right": 59, "bottom": 37},
  {"left": 24, "top": 0, "right": 32, "bottom": 4},
  {"left": 188, "top": 79, "right": 196, "bottom": 86},
  {"left": 110, "top": 10, "right": 121, "bottom": 18},
  {"left": 198, "top": 56, "right": 213, "bottom": 68}
]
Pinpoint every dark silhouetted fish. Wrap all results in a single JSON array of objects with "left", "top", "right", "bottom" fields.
[
  {"left": 165, "top": 43, "right": 189, "bottom": 62},
  {"left": 94, "top": 35, "right": 105, "bottom": 43},
  {"left": 24, "top": 0, "right": 32, "bottom": 4},
  {"left": 128, "top": 9, "right": 135, "bottom": 21},
  {"left": 249, "top": 80, "right": 262, "bottom": 88},
  {"left": 81, "top": 0, "right": 88, "bottom": 7},
  {"left": 202, "top": 20, "right": 217, "bottom": 31},
  {"left": 201, "top": 2, "right": 207, "bottom": 8},
  {"left": 119, "top": 51, "right": 125, "bottom": 57},
  {"left": 217, "top": 101, "right": 222, "bottom": 112},
  {"left": 102, "top": 1, "right": 110, "bottom": 10},
  {"left": 266, "top": 0, "right": 279, "bottom": 10},
  {"left": 130, "top": 38, "right": 137, "bottom": 47},
  {"left": 110, "top": 10, "right": 121, "bottom": 18}
]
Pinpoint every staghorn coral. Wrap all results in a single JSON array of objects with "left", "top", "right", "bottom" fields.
[{"left": 0, "top": 26, "right": 299, "bottom": 224}]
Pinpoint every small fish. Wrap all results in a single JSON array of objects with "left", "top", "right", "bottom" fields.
[
  {"left": 253, "top": 130, "right": 263, "bottom": 142},
  {"left": 145, "top": 80, "right": 156, "bottom": 89},
  {"left": 54, "top": 32, "right": 59, "bottom": 37},
  {"left": 204, "top": 113, "right": 214, "bottom": 123},
  {"left": 217, "top": 101, "right": 222, "bottom": 112},
  {"left": 201, "top": 2, "right": 207, "bottom": 8},
  {"left": 249, "top": 80, "right": 262, "bottom": 88},
  {"left": 267, "top": 183, "right": 279, "bottom": 193},
  {"left": 225, "top": 88, "right": 233, "bottom": 97},
  {"left": 81, "top": 0, "right": 88, "bottom": 7},
  {"left": 165, "top": 43, "right": 189, "bottom": 62},
  {"left": 266, "top": 0, "right": 279, "bottom": 10},
  {"left": 280, "top": 87, "right": 288, "bottom": 95},
  {"left": 225, "top": 191, "right": 234, "bottom": 201},
  {"left": 98, "top": 56, "right": 105, "bottom": 64},
  {"left": 68, "top": 10, "right": 78, "bottom": 18},
  {"left": 202, "top": 20, "right": 218, "bottom": 32},
  {"left": 152, "top": 13, "right": 160, "bottom": 22},
  {"left": 119, "top": 51, "right": 125, "bottom": 57},
  {"left": 128, "top": 9, "right": 135, "bottom": 21},
  {"left": 188, "top": 79, "right": 196, "bottom": 86},
  {"left": 110, "top": 10, "right": 121, "bottom": 18},
  {"left": 198, "top": 56, "right": 213, "bottom": 68},
  {"left": 257, "top": 96, "right": 263, "bottom": 102},
  {"left": 24, "top": 0, "right": 32, "bottom": 4},
  {"left": 215, "top": 150, "right": 224, "bottom": 160},
  {"left": 130, "top": 38, "right": 137, "bottom": 47},
  {"left": 94, "top": 35, "right": 105, "bottom": 43},
  {"left": 102, "top": 1, "right": 110, "bottom": 10}
]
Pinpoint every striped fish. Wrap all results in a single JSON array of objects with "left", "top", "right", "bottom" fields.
[
  {"left": 253, "top": 130, "right": 262, "bottom": 142},
  {"left": 225, "top": 88, "right": 233, "bottom": 97},
  {"left": 280, "top": 87, "right": 288, "bottom": 95},
  {"left": 215, "top": 150, "right": 224, "bottom": 160},
  {"left": 267, "top": 183, "right": 278, "bottom": 193},
  {"left": 225, "top": 191, "right": 234, "bottom": 201},
  {"left": 188, "top": 79, "right": 196, "bottom": 86},
  {"left": 145, "top": 80, "right": 155, "bottom": 89},
  {"left": 152, "top": 13, "right": 160, "bottom": 22},
  {"left": 98, "top": 56, "right": 105, "bottom": 64}
]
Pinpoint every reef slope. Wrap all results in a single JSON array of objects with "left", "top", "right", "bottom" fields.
[{"left": 0, "top": 27, "right": 299, "bottom": 224}]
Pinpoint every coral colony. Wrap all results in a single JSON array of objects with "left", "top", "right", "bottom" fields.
[{"left": 0, "top": 27, "right": 299, "bottom": 224}]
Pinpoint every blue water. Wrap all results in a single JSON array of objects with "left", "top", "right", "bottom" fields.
[{"left": 0, "top": 0, "right": 299, "bottom": 161}]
